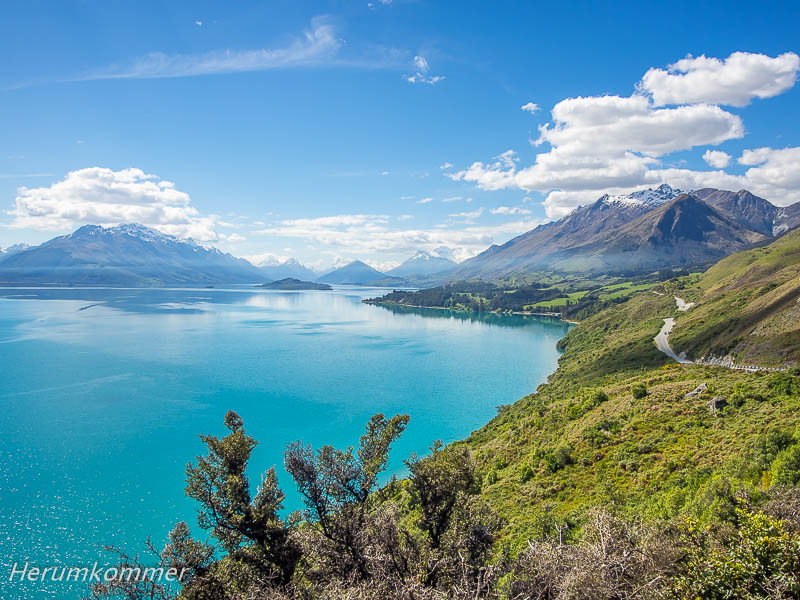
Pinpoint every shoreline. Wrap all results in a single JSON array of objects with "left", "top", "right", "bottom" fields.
[{"left": 363, "top": 299, "right": 580, "bottom": 325}]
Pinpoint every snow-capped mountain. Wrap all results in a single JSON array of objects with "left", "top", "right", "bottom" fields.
[
  {"left": 597, "top": 184, "right": 683, "bottom": 208},
  {"left": 252, "top": 257, "right": 318, "bottom": 281},
  {"left": 386, "top": 250, "right": 458, "bottom": 278},
  {"left": 446, "top": 186, "right": 788, "bottom": 279},
  {"left": 0, "top": 243, "right": 31, "bottom": 262},
  {"left": 0, "top": 223, "right": 264, "bottom": 286}
]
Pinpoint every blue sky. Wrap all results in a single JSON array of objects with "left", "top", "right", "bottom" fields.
[{"left": 2, "top": 1, "right": 799, "bottom": 270}]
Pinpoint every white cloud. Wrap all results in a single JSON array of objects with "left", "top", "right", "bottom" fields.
[
  {"left": 491, "top": 206, "right": 531, "bottom": 215},
  {"left": 537, "top": 95, "right": 743, "bottom": 157},
  {"left": 439, "top": 162, "right": 453, "bottom": 170},
  {"left": 416, "top": 197, "right": 433, "bottom": 204},
  {"left": 226, "top": 233, "right": 246, "bottom": 242},
  {"left": 441, "top": 196, "right": 463, "bottom": 203},
  {"left": 396, "top": 214, "right": 414, "bottom": 221},
  {"left": 640, "top": 51, "right": 800, "bottom": 107},
  {"left": 406, "top": 55, "right": 444, "bottom": 85},
  {"left": 445, "top": 51, "right": 800, "bottom": 218},
  {"left": 8, "top": 167, "right": 220, "bottom": 241},
  {"left": 521, "top": 102, "right": 540, "bottom": 113},
  {"left": 496, "top": 149, "right": 518, "bottom": 168},
  {"left": 448, "top": 207, "right": 484, "bottom": 224},
  {"left": 253, "top": 211, "right": 541, "bottom": 262},
  {"left": 702, "top": 149, "right": 732, "bottom": 168},
  {"left": 738, "top": 147, "right": 773, "bottom": 166}
]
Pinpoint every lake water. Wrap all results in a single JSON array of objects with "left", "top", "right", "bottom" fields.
[{"left": 0, "top": 286, "right": 570, "bottom": 598}]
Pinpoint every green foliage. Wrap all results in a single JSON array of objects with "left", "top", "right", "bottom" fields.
[
  {"left": 184, "top": 410, "right": 300, "bottom": 586},
  {"left": 630, "top": 382, "right": 648, "bottom": 399},
  {"left": 768, "top": 372, "right": 800, "bottom": 397},
  {"left": 543, "top": 445, "right": 572, "bottom": 473},
  {"left": 672, "top": 509, "right": 800, "bottom": 598},
  {"left": 772, "top": 444, "right": 800, "bottom": 486},
  {"left": 406, "top": 441, "right": 479, "bottom": 548}
]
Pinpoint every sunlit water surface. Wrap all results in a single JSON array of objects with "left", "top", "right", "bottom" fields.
[{"left": 0, "top": 286, "right": 570, "bottom": 598}]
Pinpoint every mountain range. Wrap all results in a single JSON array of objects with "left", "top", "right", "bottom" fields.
[
  {"left": 252, "top": 257, "right": 319, "bottom": 281},
  {"left": 0, "top": 224, "right": 265, "bottom": 286},
  {"left": 1, "top": 185, "right": 798, "bottom": 286},
  {"left": 447, "top": 185, "right": 800, "bottom": 279}
]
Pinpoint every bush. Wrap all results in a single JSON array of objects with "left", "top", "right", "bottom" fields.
[
  {"left": 543, "top": 446, "right": 572, "bottom": 473},
  {"left": 772, "top": 444, "right": 800, "bottom": 486},
  {"left": 768, "top": 372, "right": 799, "bottom": 396},
  {"left": 671, "top": 509, "right": 800, "bottom": 598},
  {"left": 519, "top": 464, "right": 535, "bottom": 483},
  {"left": 630, "top": 383, "right": 648, "bottom": 399}
]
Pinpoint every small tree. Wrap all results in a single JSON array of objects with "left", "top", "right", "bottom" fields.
[
  {"left": 284, "top": 413, "right": 409, "bottom": 581},
  {"left": 406, "top": 442, "right": 479, "bottom": 549},
  {"left": 184, "top": 410, "right": 300, "bottom": 587}
]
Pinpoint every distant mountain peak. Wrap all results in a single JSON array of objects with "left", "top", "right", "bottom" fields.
[
  {"left": 385, "top": 249, "right": 458, "bottom": 278},
  {"left": 317, "top": 260, "right": 384, "bottom": 285},
  {"left": 69, "top": 223, "right": 188, "bottom": 245},
  {"left": 597, "top": 184, "right": 683, "bottom": 209}
]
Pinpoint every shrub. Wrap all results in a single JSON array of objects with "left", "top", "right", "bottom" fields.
[
  {"left": 486, "top": 468, "right": 498, "bottom": 485},
  {"left": 519, "top": 464, "right": 535, "bottom": 483},
  {"left": 543, "top": 446, "right": 572, "bottom": 473},
  {"left": 630, "top": 383, "right": 648, "bottom": 399},
  {"left": 768, "top": 372, "right": 799, "bottom": 396},
  {"left": 671, "top": 509, "right": 800, "bottom": 598},
  {"left": 772, "top": 444, "right": 800, "bottom": 486}
]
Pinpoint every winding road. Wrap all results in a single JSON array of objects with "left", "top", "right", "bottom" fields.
[
  {"left": 653, "top": 296, "right": 695, "bottom": 365},
  {"left": 654, "top": 317, "right": 694, "bottom": 364}
]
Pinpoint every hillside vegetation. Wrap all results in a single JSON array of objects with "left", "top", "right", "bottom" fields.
[{"left": 465, "top": 229, "right": 800, "bottom": 542}]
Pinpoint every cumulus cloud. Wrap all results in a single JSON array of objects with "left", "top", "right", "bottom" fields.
[
  {"left": 9, "top": 167, "right": 220, "bottom": 241},
  {"left": 439, "top": 162, "right": 453, "bottom": 170},
  {"left": 703, "top": 149, "right": 732, "bottom": 168},
  {"left": 521, "top": 102, "right": 540, "bottom": 113},
  {"left": 448, "top": 95, "right": 743, "bottom": 216},
  {"left": 406, "top": 55, "right": 444, "bottom": 85},
  {"left": 738, "top": 147, "right": 774, "bottom": 166},
  {"left": 537, "top": 95, "right": 744, "bottom": 157},
  {"left": 640, "top": 51, "right": 800, "bottom": 107},
  {"left": 448, "top": 50, "right": 800, "bottom": 218}
]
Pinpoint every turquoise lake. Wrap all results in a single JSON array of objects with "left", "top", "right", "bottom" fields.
[{"left": 0, "top": 286, "right": 570, "bottom": 598}]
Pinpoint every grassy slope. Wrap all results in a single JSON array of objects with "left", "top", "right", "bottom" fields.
[
  {"left": 670, "top": 228, "right": 800, "bottom": 366},
  {"left": 464, "top": 230, "right": 800, "bottom": 544}
]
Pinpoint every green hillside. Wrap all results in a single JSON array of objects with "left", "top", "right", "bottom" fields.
[{"left": 466, "top": 229, "right": 800, "bottom": 542}]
